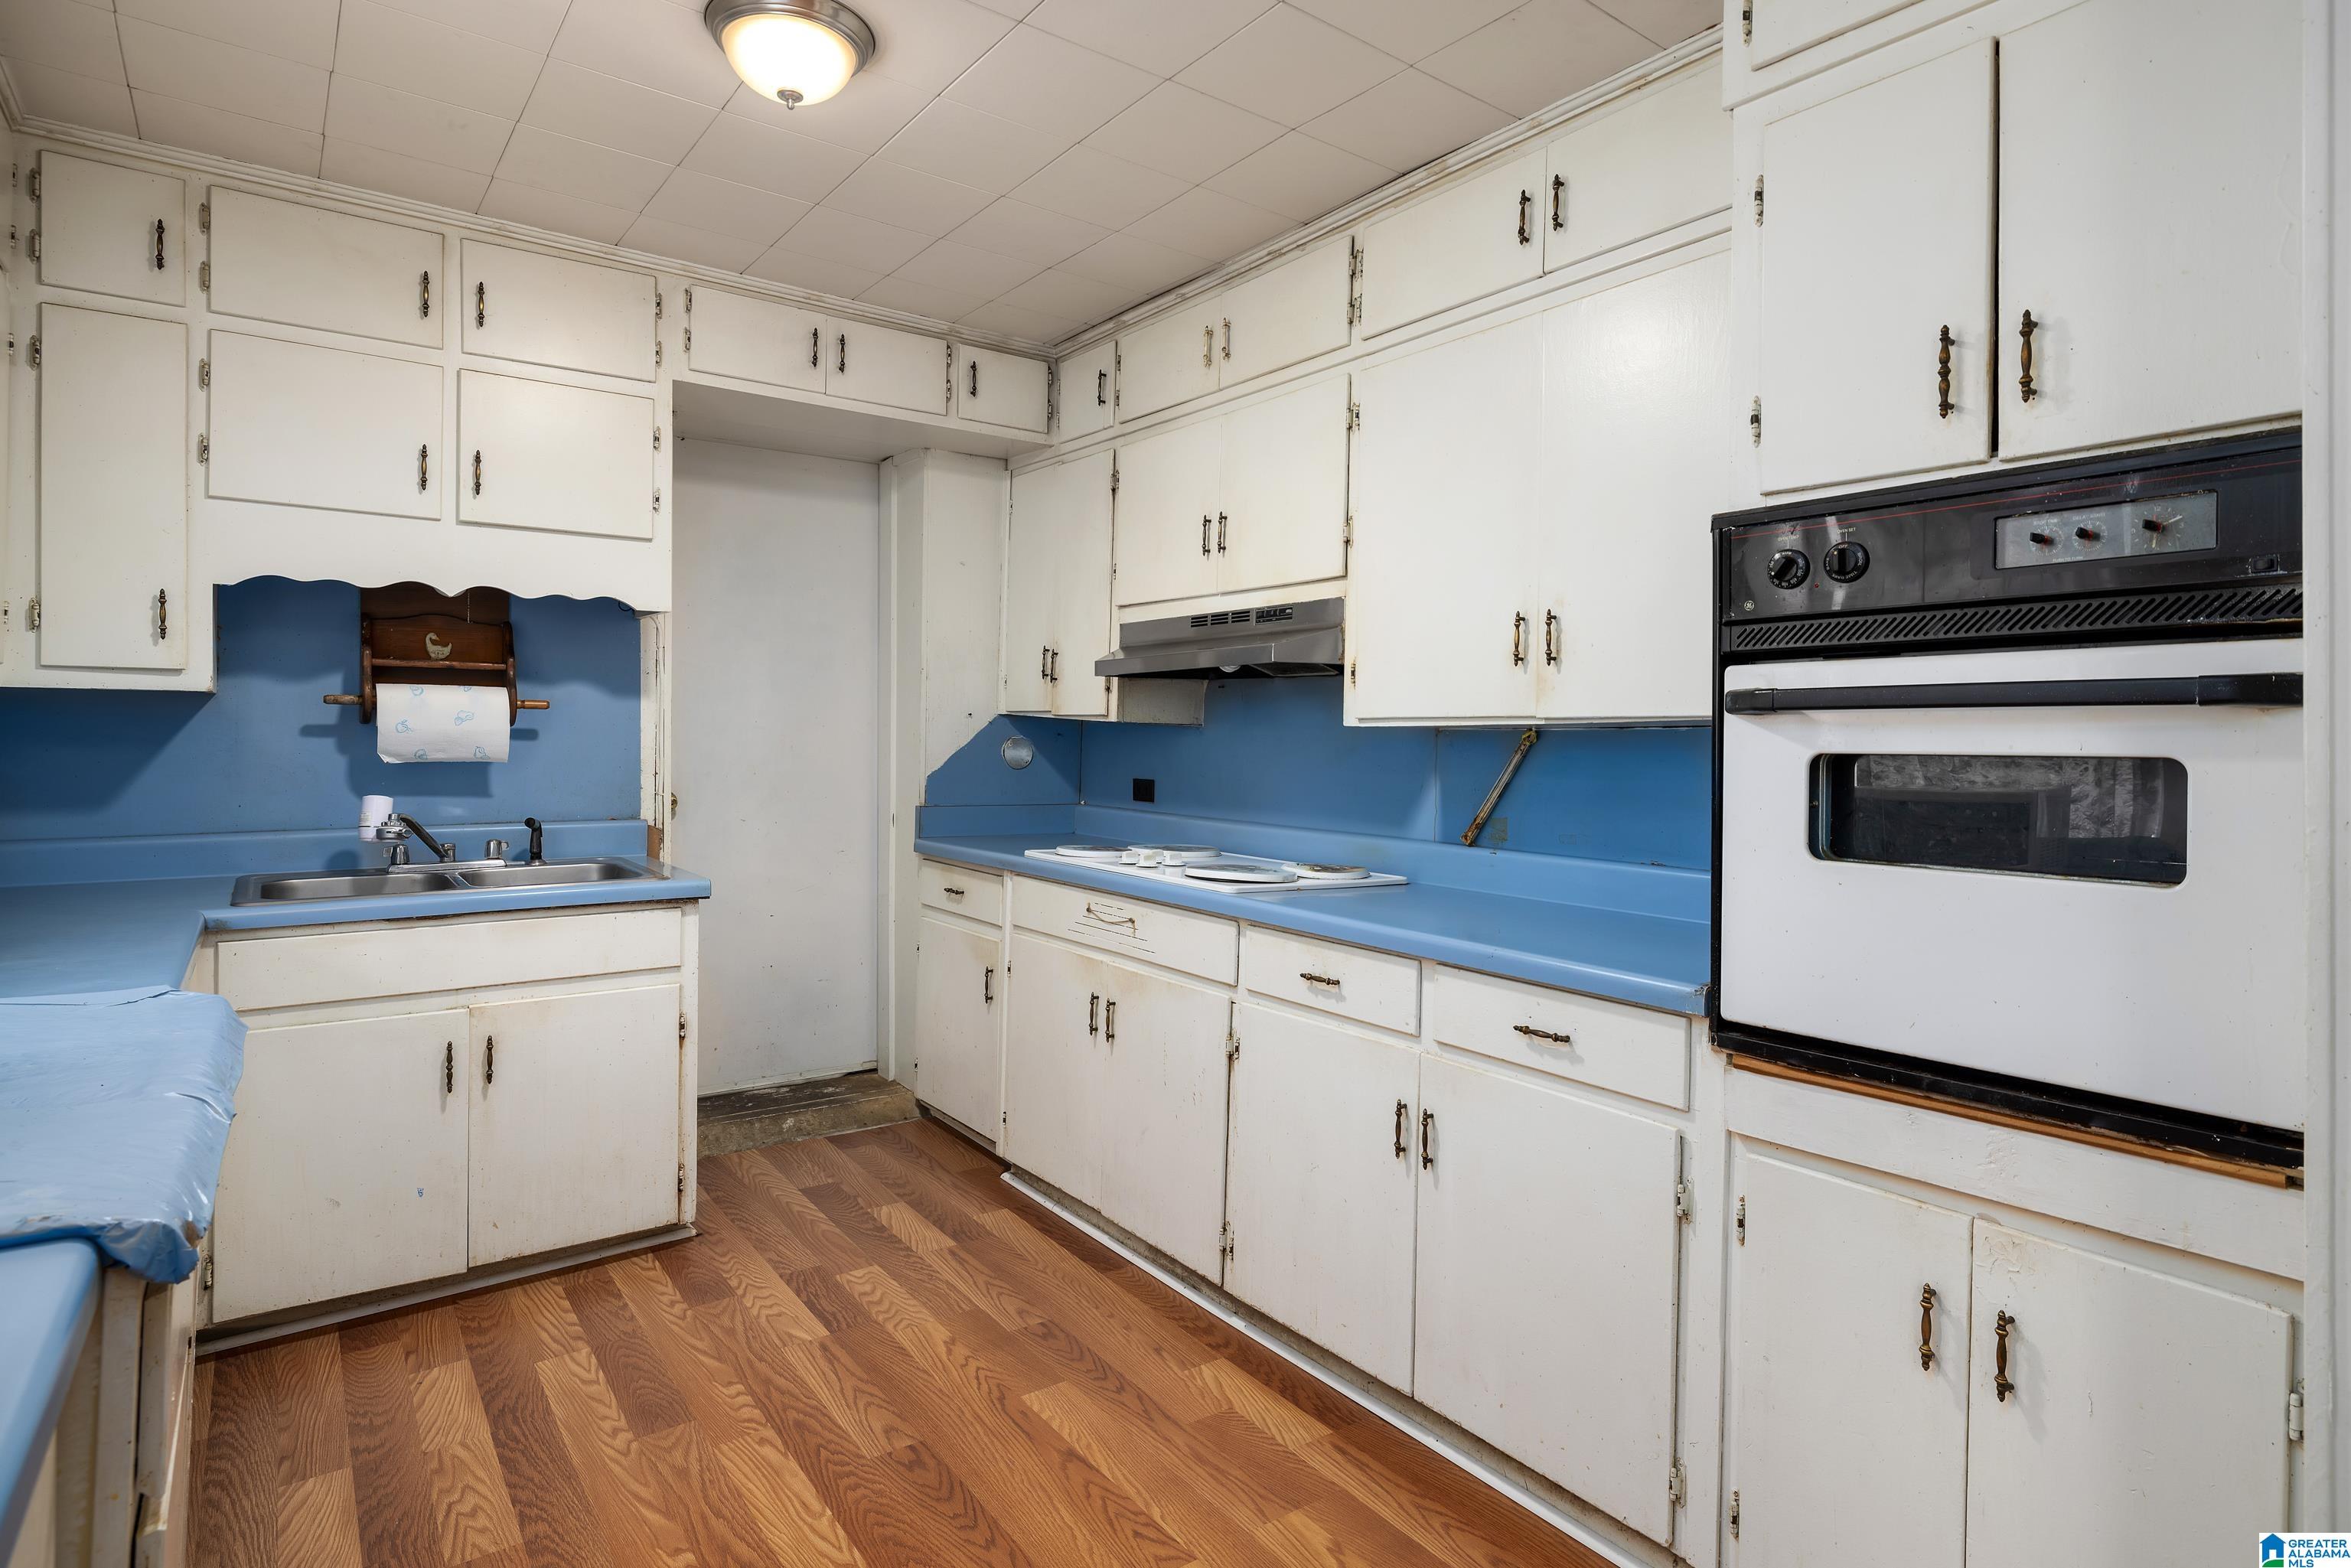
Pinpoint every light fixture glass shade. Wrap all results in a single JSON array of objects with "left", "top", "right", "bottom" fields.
[{"left": 706, "top": 2, "right": 874, "bottom": 108}]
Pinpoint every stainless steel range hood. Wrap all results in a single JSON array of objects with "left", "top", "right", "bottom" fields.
[{"left": 1095, "top": 597, "right": 1344, "bottom": 680}]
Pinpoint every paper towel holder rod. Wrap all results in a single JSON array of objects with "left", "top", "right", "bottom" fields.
[{"left": 320, "top": 582, "right": 551, "bottom": 725}]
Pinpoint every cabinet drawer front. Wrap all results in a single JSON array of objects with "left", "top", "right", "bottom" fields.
[
  {"left": 208, "top": 331, "right": 443, "bottom": 520},
  {"left": 217, "top": 908, "right": 684, "bottom": 1011},
  {"left": 461, "top": 240, "right": 657, "bottom": 381},
  {"left": 458, "top": 369, "right": 655, "bottom": 540},
  {"left": 1012, "top": 876, "right": 1237, "bottom": 985},
  {"left": 919, "top": 860, "right": 1003, "bottom": 924},
  {"left": 207, "top": 187, "right": 444, "bottom": 347},
  {"left": 37, "top": 152, "right": 187, "bottom": 306},
  {"left": 1241, "top": 929, "right": 1418, "bottom": 1035},
  {"left": 1430, "top": 966, "right": 1689, "bottom": 1109},
  {"left": 685, "top": 286, "right": 823, "bottom": 390}
]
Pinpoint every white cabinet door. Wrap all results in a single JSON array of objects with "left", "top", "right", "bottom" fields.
[
  {"left": 36, "top": 304, "right": 186, "bottom": 672},
  {"left": 1536, "top": 252, "right": 1726, "bottom": 722},
  {"left": 468, "top": 983, "right": 683, "bottom": 1266},
  {"left": 205, "top": 187, "right": 442, "bottom": 348},
  {"left": 1051, "top": 448, "right": 1115, "bottom": 719},
  {"left": 1096, "top": 960, "right": 1231, "bottom": 1280},
  {"left": 1356, "top": 147, "right": 1546, "bottom": 339},
  {"left": 36, "top": 152, "right": 185, "bottom": 306},
  {"left": 457, "top": 369, "right": 655, "bottom": 540},
  {"left": 684, "top": 286, "right": 823, "bottom": 391},
  {"left": 954, "top": 344, "right": 1049, "bottom": 432},
  {"left": 1113, "top": 416, "right": 1221, "bottom": 608},
  {"left": 1216, "top": 239, "right": 1352, "bottom": 386},
  {"left": 1348, "top": 317, "right": 1539, "bottom": 722},
  {"left": 1414, "top": 1056, "right": 1682, "bottom": 1545},
  {"left": 1746, "top": 0, "right": 1912, "bottom": 68},
  {"left": 1003, "top": 461, "right": 1061, "bottom": 715},
  {"left": 1117, "top": 308, "right": 1218, "bottom": 422},
  {"left": 1002, "top": 933, "right": 1110, "bottom": 1208},
  {"left": 461, "top": 240, "right": 657, "bottom": 381},
  {"left": 1965, "top": 1224, "right": 2291, "bottom": 1566},
  {"left": 1225, "top": 1002, "right": 1417, "bottom": 1388},
  {"left": 1542, "top": 64, "right": 1727, "bottom": 274},
  {"left": 210, "top": 1012, "right": 471, "bottom": 1321},
  {"left": 1724, "top": 1152, "right": 1971, "bottom": 1568},
  {"left": 1756, "top": 43, "right": 1994, "bottom": 493},
  {"left": 207, "top": 333, "right": 442, "bottom": 520},
  {"left": 1218, "top": 376, "right": 1349, "bottom": 595},
  {"left": 1996, "top": 0, "right": 2298, "bottom": 458},
  {"left": 915, "top": 915, "right": 1001, "bottom": 1137},
  {"left": 1058, "top": 338, "right": 1116, "bottom": 439},
  {"left": 826, "top": 316, "right": 947, "bottom": 416}
]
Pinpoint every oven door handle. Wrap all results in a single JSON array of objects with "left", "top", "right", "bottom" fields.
[{"left": 1723, "top": 673, "right": 2302, "bottom": 714}]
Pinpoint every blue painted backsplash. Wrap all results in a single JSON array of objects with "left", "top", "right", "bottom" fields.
[{"left": 0, "top": 578, "right": 644, "bottom": 842}]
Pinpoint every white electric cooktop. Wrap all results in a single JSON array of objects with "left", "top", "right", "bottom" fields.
[{"left": 1023, "top": 843, "right": 1407, "bottom": 893}]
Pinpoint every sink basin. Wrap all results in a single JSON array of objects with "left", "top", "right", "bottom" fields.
[
  {"left": 456, "top": 859, "right": 658, "bottom": 888},
  {"left": 230, "top": 869, "right": 463, "bottom": 903}
]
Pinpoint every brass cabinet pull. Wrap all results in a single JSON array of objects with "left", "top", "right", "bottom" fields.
[
  {"left": 1202, "top": 324, "right": 1214, "bottom": 367},
  {"left": 942, "top": 885, "right": 965, "bottom": 898},
  {"left": 442, "top": 1041, "right": 454, "bottom": 1096},
  {"left": 475, "top": 280, "right": 486, "bottom": 328},
  {"left": 809, "top": 326, "right": 820, "bottom": 367},
  {"left": 1510, "top": 611, "right": 1528, "bottom": 667},
  {"left": 1087, "top": 993, "right": 1099, "bottom": 1035},
  {"left": 1918, "top": 1283, "right": 1937, "bottom": 1369},
  {"left": 1096, "top": 369, "right": 1107, "bottom": 406},
  {"left": 2017, "top": 311, "right": 2037, "bottom": 403},
  {"left": 838, "top": 333, "right": 848, "bottom": 373},
  {"left": 969, "top": 358, "right": 980, "bottom": 398},
  {"left": 1299, "top": 971, "right": 1341, "bottom": 987},
  {"left": 1516, "top": 188, "right": 1533, "bottom": 245},
  {"left": 1419, "top": 1109, "right": 1436, "bottom": 1170},
  {"left": 471, "top": 449, "right": 482, "bottom": 496},
  {"left": 1542, "top": 610, "right": 1559, "bottom": 667},
  {"left": 1083, "top": 901, "right": 1135, "bottom": 931},
  {"left": 1048, "top": 647, "right": 1058, "bottom": 681},
  {"left": 1993, "top": 1310, "right": 2016, "bottom": 1400},
  {"left": 155, "top": 588, "right": 168, "bottom": 641},
  {"left": 154, "top": 218, "right": 165, "bottom": 271},
  {"left": 1936, "top": 324, "right": 1954, "bottom": 418},
  {"left": 484, "top": 1035, "right": 495, "bottom": 1086},
  {"left": 417, "top": 444, "right": 429, "bottom": 492},
  {"left": 1103, "top": 999, "right": 1116, "bottom": 1044},
  {"left": 1550, "top": 174, "right": 1565, "bottom": 230},
  {"left": 1514, "top": 1022, "right": 1571, "bottom": 1045},
  {"left": 1202, "top": 515, "right": 1212, "bottom": 556},
  {"left": 1216, "top": 513, "right": 1227, "bottom": 554},
  {"left": 1393, "top": 1100, "right": 1409, "bottom": 1159},
  {"left": 419, "top": 270, "right": 431, "bottom": 319},
  {"left": 983, "top": 966, "right": 994, "bottom": 1005},
  {"left": 1221, "top": 318, "right": 1231, "bottom": 360},
  {"left": 1041, "top": 644, "right": 1051, "bottom": 680}
]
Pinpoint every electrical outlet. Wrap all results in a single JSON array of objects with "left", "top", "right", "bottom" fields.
[{"left": 1133, "top": 777, "right": 1156, "bottom": 803}]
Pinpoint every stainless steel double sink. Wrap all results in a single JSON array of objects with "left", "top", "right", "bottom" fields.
[{"left": 230, "top": 858, "right": 660, "bottom": 905}]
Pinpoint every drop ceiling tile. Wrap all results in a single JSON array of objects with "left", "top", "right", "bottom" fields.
[
  {"left": 946, "top": 196, "right": 1104, "bottom": 266},
  {"left": 321, "top": 137, "right": 491, "bottom": 209},
  {"left": 859, "top": 275, "right": 988, "bottom": 321},
  {"left": 6, "top": 57, "right": 135, "bottom": 132},
  {"left": 1203, "top": 130, "right": 1391, "bottom": 222},
  {"left": 957, "top": 297, "right": 1081, "bottom": 343},
  {"left": 478, "top": 177, "right": 638, "bottom": 243},
  {"left": 0, "top": 0, "right": 122, "bottom": 83},
  {"left": 1593, "top": 0, "right": 1717, "bottom": 45},
  {"left": 822, "top": 157, "right": 994, "bottom": 236},
  {"left": 941, "top": 24, "right": 1156, "bottom": 142},
  {"left": 643, "top": 168, "right": 810, "bottom": 244},
  {"left": 119, "top": 18, "right": 326, "bottom": 129},
  {"left": 857, "top": 0, "right": 1017, "bottom": 93},
  {"left": 722, "top": 74, "right": 929, "bottom": 155},
  {"left": 494, "top": 123, "right": 670, "bottom": 210},
  {"left": 1285, "top": 0, "right": 1520, "bottom": 61},
  {"left": 1057, "top": 231, "right": 1209, "bottom": 295},
  {"left": 131, "top": 90, "right": 322, "bottom": 174},
  {"left": 324, "top": 73, "right": 514, "bottom": 175},
  {"left": 1009, "top": 145, "right": 1185, "bottom": 230},
  {"left": 620, "top": 213, "right": 763, "bottom": 270},
  {"left": 1176, "top": 5, "right": 1403, "bottom": 128},
  {"left": 1420, "top": 0, "right": 1655, "bottom": 117},
  {"left": 778, "top": 204, "right": 932, "bottom": 272},
  {"left": 1123, "top": 185, "right": 1291, "bottom": 259},
  {"left": 520, "top": 60, "right": 716, "bottom": 165},
  {"left": 965, "top": 0, "right": 1040, "bottom": 19},
  {"left": 1081, "top": 82, "right": 1281, "bottom": 185},
  {"left": 746, "top": 243, "right": 885, "bottom": 297},
  {"left": 895, "top": 237, "right": 1037, "bottom": 298},
  {"left": 334, "top": 1, "right": 543, "bottom": 119},
  {"left": 879, "top": 99, "right": 1065, "bottom": 194},
  {"left": 993, "top": 266, "right": 1132, "bottom": 322},
  {"left": 1302, "top": 68, "right": 1511, "bottom": 176},
  {"left": 1023, "top": 0, "right": 1273, "bottom": 76},
  {"left": 116, "top": 0, "right": 338, "bottom": 69},
  {"left": 367, "top": 0, "right": 571, "bottom": 53},
  {"left": 680, "top": 112, "right": 864, "bottom": 204},
  {"left": 548, "top": 0, "right": 739, "bottom": 106}
]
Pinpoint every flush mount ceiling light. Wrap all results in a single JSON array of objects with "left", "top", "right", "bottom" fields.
[{"left": 703, "top": 0, "right": 875, "bottom": 109}]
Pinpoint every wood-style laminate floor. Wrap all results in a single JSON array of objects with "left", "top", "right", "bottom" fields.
[{"left": 190, "top": 1118, "right": 1605, "bottom": 1568}]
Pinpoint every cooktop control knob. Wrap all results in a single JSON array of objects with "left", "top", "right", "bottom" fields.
[
  {"left": 1823, "top": 540, "right": 1870, "bottom": 583},
  {"left": 1766, "top": 548, "right": 1811, "bottom": 590}
]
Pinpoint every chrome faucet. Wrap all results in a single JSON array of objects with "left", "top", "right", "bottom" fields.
[{"left": 388, "top": 813, "right": 458, "bottom": 864}]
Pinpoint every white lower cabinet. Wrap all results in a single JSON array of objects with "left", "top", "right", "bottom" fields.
[
  {"left": 1094, "top": 960, "right": 1231, "bottom": 1280},
  {"left": 913, "top": 914, "right": 1000, "bottom": 1136},
  {"left": 1002, "top": 931, "right": 1113, "bottom": 1206},
  {"left": 1002, "top": 449, "right": 1113, "bottom": 718},
  {"left": 457, "top": 367, "right": 656, "bottom": 540}
]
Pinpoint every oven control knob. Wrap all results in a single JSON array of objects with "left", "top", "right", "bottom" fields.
[
  {"left": 1766, "top": 549, "right": 1811, "bottom": 590},
  {"left": 1824, "top": 540, "right": 1870, "bottom": 583}
]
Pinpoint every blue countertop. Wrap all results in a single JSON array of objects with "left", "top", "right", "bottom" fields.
[
  {"left": 915, "top": 831, "right": 1710, "bottom": 1016},
  {"left": 0, "top": 1241, "right": 99, "bottom": 1560}
]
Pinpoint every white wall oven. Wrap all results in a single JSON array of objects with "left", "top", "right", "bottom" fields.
[{"left": 1713, "top": 434, "right": 2303, "bottom": 1168}]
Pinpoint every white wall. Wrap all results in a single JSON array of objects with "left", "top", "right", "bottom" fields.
[{"left": 672, "top": 440, "right": 881, "bottom": 1093}]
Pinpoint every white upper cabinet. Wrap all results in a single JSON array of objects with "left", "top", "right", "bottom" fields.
[
  {"left": 1356, "top": 146, "right": 1547, "bottom": 340},
  {"left": 1215, "top": 239, "right": 1353, "bottom": 385},
  {"left": 35, "top": 152, "right": 186, "bottom": 307},
  {"left": 1745, "top": 0, "right": 1915, "bottom": 67},
  {"left": 458, "top": 369, "right": 655, "bottom": 540},
  {"left": 953, "top": 343, "right": 1049, "bottom": 432},
  {"left": 1994, "top": 0, "right": 2298, "bottom": 459},
  {"left": 207, "top": 333, "right": 442, "bottom": 521},
  {"left": 1756, "top": 41, "right": 1994, "bottom": 494},
  {"left": 36, "top": 304, "right": 186, "bottom": 673},
  {"left": 205, "top": 187, "right": 442, "bottom": 348},
  {"left": 683, "top": 286, "right": 822, "bottom": 392},
  {"left": 1541, "top": 63, "right": 1728, "bottom": 274},
  {"left": 1003, "top": 450, "right": 1114, "bottom": 718},
  {"left": 1114, "top": 416, "right": 1222, "bottom": 608},
  {"left": 1057, "top": 337, "right": 1116, "bottom": 440},
  {"left": 1117, "top": 306, "right": 1219, "bottom": 422},
  {"left": 826, "top": 315, "right": 947, "bottom": 416},
  {"left": 1002, "top": 465, "right": 1059, "bottom": 716},
  {"left": 1217, "top": 376, "right": 1350, "bottom": 596},
  {"left": 461, "top": 240, "right": 657, "bottom": 382}
]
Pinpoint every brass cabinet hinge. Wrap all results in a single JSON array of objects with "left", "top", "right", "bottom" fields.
[
  {"left": 27, "top": 597, "right": 40, "bottom": 630},
  {"left": 1225, "top": 1027, "right": 1240, "bottom": 1064},
  {"left": 24, "top": 229, "right": 37, "bottom": 262},
  {"left": 26, "top": 334, "right": 38, "bottom": 367},
  {"left": 1218, "top": 1220, "right": 1235, "bottom": 1264},
  {"left": 1729, "top": 1491, "right": 1741, "bottom": 1537},
  {"left": 1749, "top": 396, "right": 1762, "bottom": 446},
  {"left": 1752, "top": 175, "right": 1764, "bottom": 227},
  {"left": 1110, "top": 461, "right": 1120, "bottom": 494},
  {"left": 198, "top": 260, "right": 210, "bottom": 291},
  {"left": 1348, "top": 660, "right": 1356, "bottom": 686},
  {"left": 1742, "top": 0, "right": 1753, "bottom": 42},
  {"left": 199, "top": 1255, "right": 214, "bottom": 1291},
  {"left": 1347, "top": 400, "right": 1360, "bottom": 432},
  {"left": 1735, "top": 1195, "right": 1746, "bottom": 1244},
  {"left": 654, "top": 424, "right": 662, "bottom": 450},
  {"left": 28, "top": 165, "right": 39, "bottom": 200},
  {"left": 2289, "top": 1385, "right": 2307, "bottom": 1442},
  {"left": 653, "top": 486, "right": 661, "bottom": 513},
  {"left": 677, "top": 1163, "right": 686, "bottom": 1195},
  {"left": 1674, "top": 1180, "right": 1693, "bottom": 1222},
  {"left": 1667, "top": 1462, "right": 1686, "bottom": 1508},
  {"left": 683, "top": 287, "right": 693, "bottom": 314},
  {"left": 678, "top": 1012, "right": 688, "bottom": 1042},
  {"left": 655, "top": 290, "right": 664, "bottom": 319},
  {"left": 1343, "top": 513, "right": 1352, "bottom": 549},
  {"left": 198, "top": 200, "right": 210, "bottom": 233},
  {"left": 683, "top": 326, "right": 692, "bottom": 351},
  {"left": 197, "top": 357, "right": 209, "bottom": 388},
  {"left": 197, "top": 433, "right": 210, "bottom": 464},
  {"left": 655, "top": 341, "right": 663, "bottom": 368}
]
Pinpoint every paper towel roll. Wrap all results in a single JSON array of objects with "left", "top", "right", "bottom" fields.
[{"left": 377, "top": 683, "right": 510, "bottom": 764}]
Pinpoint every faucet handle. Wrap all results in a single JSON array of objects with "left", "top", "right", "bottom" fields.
[{"left": 485, "top": 838, "right": 510, "bottom": 862}]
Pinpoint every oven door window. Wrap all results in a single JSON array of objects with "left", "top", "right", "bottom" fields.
[{"left": 1811, "top": 754, "right": 2188, "bottom": 885}]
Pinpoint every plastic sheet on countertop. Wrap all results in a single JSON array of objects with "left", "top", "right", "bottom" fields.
[{"left": 0, "top": 986, "right": 244, "bottom": 1283}]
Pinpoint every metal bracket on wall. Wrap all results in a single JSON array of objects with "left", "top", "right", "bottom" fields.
[{"left": 1458, "top": 727, "right": 1537, "bottom": 846}]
